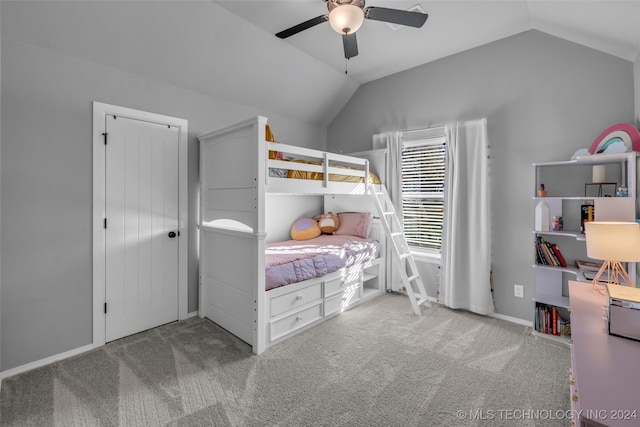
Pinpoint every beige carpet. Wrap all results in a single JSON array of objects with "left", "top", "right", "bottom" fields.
[{"left": 0, "top": 294, "right": 570, "bottom": 426}]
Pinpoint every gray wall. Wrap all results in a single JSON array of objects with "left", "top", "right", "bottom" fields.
[
  {"left": 328, "top": 30, "right": 635, "bottom": 321},
  {"left": 0, "top": 3, "right": 3, "bottom": 373},
  {"left": 0, "top": 39, "right": 326, "bottom": 371},
  {"left": 636, "top": 53, "right": 640, "bottom": 127}
]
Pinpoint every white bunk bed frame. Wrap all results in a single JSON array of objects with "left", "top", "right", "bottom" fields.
[{"left": 198, "top": 116, "right": 387, "bottom": 354}]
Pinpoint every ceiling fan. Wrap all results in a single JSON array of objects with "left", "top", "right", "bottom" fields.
[{"left": 275, "top": 0, "right": 429, "bottom": 60}]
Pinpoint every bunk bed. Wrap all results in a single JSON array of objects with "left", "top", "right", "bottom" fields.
[{"left": 198, "top": 116, "right": 387, "bottom": 354}]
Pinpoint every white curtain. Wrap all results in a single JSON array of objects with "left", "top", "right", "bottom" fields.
[
  {"left": 440, "top": 119, "right": 494, "bottom": 314},
  {"left": 384, "top": 131, "right": 404, "bottom": 220},
  {"left": 374, "top": 131, "right": 405, "bottom": 292}
]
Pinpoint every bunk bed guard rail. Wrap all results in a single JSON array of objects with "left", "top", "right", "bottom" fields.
[{"left": 265, "top": 141, "right": 371, "bottom": 192}]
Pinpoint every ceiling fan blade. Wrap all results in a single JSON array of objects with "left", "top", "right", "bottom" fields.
[
  {"left": 342, "top": 33, "right": 358, "bottom": 59},
  {"left": 365, "top": 7, "right": 428, "bottom": 28},
  {"left": 276, "top": 15, "right": 328, "bottom": 39}
]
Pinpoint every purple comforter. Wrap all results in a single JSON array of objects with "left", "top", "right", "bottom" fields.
[{"left": 265, "top": 234, "right": 380, "bottom": 291}]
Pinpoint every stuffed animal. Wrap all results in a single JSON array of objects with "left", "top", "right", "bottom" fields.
[
  {"left": 318, "top": 212, "right": 340, "bottom": 234},
  {"left": 290, "top": 218, "right": 321, "bottom": 240}
]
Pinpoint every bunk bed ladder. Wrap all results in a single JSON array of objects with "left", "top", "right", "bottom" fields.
[{"left": 369, "top": 185, "right": 431, "bottom": 315}]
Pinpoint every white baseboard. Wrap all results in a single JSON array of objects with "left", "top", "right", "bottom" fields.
[
  {"left": 2, "top": 313, "right": 201, "bottom": 384},
  {"left": 0, "top": 343, "right": 97, "bottom": 381},
  {"left": 488, "top": 312, "right": 533, "bottom": 327},
  {"left": 429, "top": 297, "right": 533, "bottom": 327}
]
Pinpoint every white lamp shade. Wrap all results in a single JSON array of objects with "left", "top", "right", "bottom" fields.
[
  {"left": 585, "top": 221, "right": 640, "bottom": 262},
  {"left": 328, "top": 5, "right": 364, "bottom": 34}
]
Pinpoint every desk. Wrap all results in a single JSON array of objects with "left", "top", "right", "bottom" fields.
[{"left": 569, "top": 281, "right": 640, "bottom": 426}]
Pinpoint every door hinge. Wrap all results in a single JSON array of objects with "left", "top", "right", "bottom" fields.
[
  {"left": 104, "top": 303, "right": 107, "bottom": 314},
  {"left": 102, "top": 132, "right": 108, "bottom": 145},
  {"left": 104, "top": 218, "right": 107, "bottom": 229}
]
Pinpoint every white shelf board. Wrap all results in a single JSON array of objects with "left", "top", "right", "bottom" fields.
[
  {"left": 533, "top": 291, "right": 570, "bottom": 308},
  {"left": 533, "top": 229, "right": 585, "bottom": 241},
  {"left": 532, "top": 152, "right": 638, "bottom": 167},
  {"left": 533, "top": 263, "right": 580, "bottom": 277}
]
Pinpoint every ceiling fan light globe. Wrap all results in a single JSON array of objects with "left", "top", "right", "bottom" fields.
[{"left": 328, "top": 4, "right": 364, "bottom": 35}]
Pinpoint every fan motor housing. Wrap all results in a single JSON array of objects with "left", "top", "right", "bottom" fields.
[{"left": 326, "top": 0, "right": 366, "bottom": 12}]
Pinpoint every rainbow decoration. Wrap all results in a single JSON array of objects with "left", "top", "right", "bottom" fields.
[{"left": 589, "top": 123, "right": 640, "bottom": 154}]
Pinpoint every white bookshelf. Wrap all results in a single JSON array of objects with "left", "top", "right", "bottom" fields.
[{"left": 532, "top": 152, "right": 638, "bottom": 344}]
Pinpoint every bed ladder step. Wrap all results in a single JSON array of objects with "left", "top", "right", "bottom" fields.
[{"left": 368, "top": 184, "right": 431, "bottom": 315}]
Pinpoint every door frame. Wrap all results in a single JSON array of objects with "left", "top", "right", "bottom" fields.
[{"left": 92, "top": 101, "right": 188, "bottom": 347}]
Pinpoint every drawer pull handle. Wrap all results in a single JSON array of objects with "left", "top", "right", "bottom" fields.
[
  {"left": 295, "top": 295, "right": 303, "bottom": 300},
  {"left": 296, "top": 316, "right": 303, "bottom": 322}
]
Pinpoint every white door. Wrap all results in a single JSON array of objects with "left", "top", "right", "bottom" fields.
[{"left": 105, "top": 114, "right": 180, "bottom": 342}]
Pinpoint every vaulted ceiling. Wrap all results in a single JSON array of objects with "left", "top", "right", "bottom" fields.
[
  {"left": 216, "top": 0, "right": 640, "bottom": 84},
  {"left": 3, "top": 1, "right": 639, "bottom": 127}
]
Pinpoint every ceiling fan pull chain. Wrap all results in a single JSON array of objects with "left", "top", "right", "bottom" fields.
[{"left": 345, "top": 58, "right": 348, "bottom": 75}]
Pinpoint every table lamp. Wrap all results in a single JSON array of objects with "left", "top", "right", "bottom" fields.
[{"left": 584, "top": 221, "right": 640, "bottom": 294}]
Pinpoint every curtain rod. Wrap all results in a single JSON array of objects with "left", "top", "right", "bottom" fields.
[
  {"left": 403, "top": 117, "right": 486, "bottom": 134},
  {"left": 402, "top": 124, "right": 447, "bottom": 134}
]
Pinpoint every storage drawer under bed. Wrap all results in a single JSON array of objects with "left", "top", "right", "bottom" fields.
[
  {"left": 270, "top": 283, "right": 322, "bottom": 318},
  {"left": 270, "top": 302, "right": 323, "bottom": 341}
]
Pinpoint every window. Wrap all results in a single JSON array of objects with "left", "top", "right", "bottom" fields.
[{"left": 401, "top": 128, "right": 447, "bottom": 252}]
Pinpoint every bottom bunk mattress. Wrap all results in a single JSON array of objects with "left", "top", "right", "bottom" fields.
[{"left": 265, "top": 235, "right": 380, "bottom": 291}]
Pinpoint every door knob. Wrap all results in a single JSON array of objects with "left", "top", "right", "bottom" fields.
[{"left": 168, "top": 231, "right": 178, "bottom": 238}]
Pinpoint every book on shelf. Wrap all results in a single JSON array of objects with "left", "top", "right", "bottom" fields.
[
  {"left": 550, "top": 244, "right": 567, "bottom": 267},
  {"left": 559, "top": 319, "right": 571, "bottom": 337},
  {"left": 576, "top": 259, "right": 602, "bottom": 272},
  {"left": 580, "top": 203, "right": 594, "bottom": 234},
  {"left": 582, "top": 269, "right": 613, "bottom": 282},
  {"left": 534, "top": 302, "right": 571, "bottom": 337},
  {"left": 541, "top": 240, "right": 557, "bottom": 265},
  {"left": 534, "top": 236, "right": 567, "bottom": 267},
  {"left": 578, "top": 260, "right": 625, "bottom": 282},
  {"left": 535, "top": 241, "right": 547, "bottom": 265},
  {"left": 535, "top": 236, "right": 550, "bottom": 265}
]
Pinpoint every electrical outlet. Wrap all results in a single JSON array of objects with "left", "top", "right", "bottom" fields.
[{"left": 514, "top": 284, "right": 524, "bottom": 298}]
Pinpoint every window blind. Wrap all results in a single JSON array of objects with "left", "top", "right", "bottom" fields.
[{"left": 401, "top": 130, "right": 446, "bottom": 251}]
